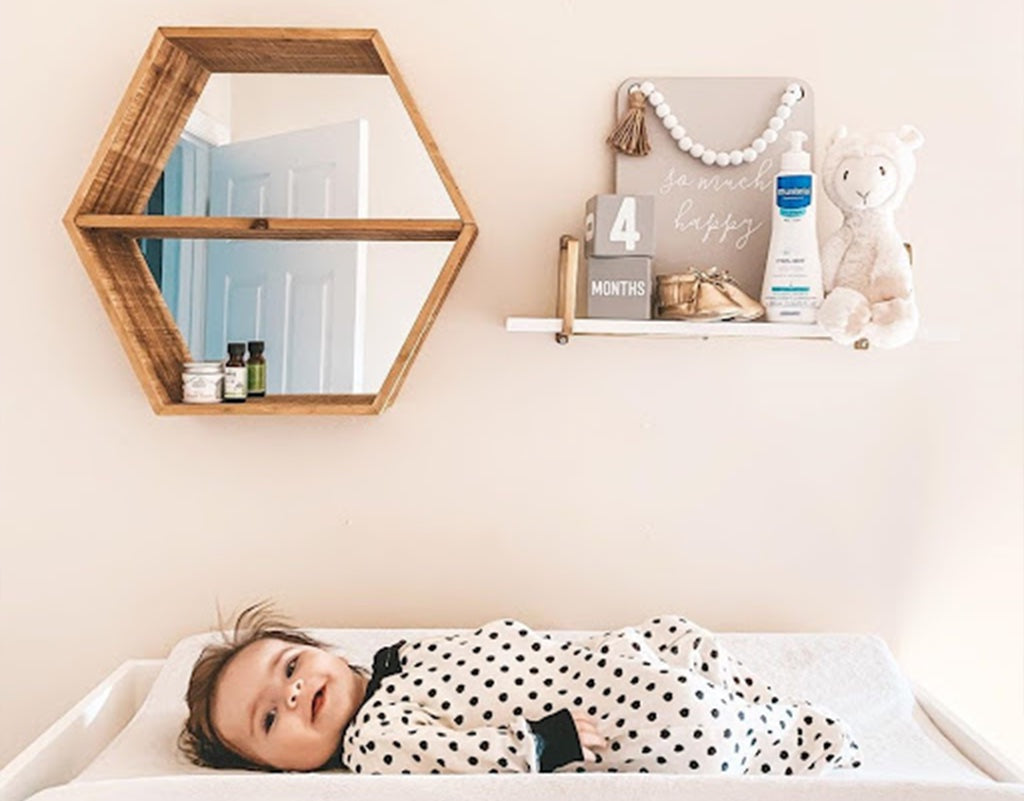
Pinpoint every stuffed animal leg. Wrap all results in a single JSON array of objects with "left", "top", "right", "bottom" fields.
[
  {"left": 818, "top": 287, "right": 872, "bottom": 345},
  {"left": 864, "top": 297, "right": 919, "bottom": 349}
]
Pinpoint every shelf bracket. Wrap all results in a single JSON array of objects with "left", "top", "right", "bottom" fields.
[{"left": 555, "top": 235, "right": 579, "bottom": 344}]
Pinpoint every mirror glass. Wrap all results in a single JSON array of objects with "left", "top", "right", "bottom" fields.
[
  {"left": 144, "top": 73, "right": 457, "bottom": 219},
  {"left": 138, "top": 238, "right": 452, "bottom": 394}
]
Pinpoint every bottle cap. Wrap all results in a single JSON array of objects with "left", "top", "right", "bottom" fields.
[
  {"left": 227, "top": 342, "right": 246, "bottom": 356},
  {"left": 780, "top": 130, "right": 811, "bottom": 171},
  {"left": 248, "top": 341, "right": 265, "bottom": 355}
]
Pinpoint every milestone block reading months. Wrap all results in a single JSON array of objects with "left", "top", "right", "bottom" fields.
[{"left": 584, "top": 256, "right": 653, "bottom": 320}]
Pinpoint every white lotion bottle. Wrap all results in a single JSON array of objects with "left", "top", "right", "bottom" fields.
[{"left": 760, "top": 131, "right": 823, "bottom": 323}]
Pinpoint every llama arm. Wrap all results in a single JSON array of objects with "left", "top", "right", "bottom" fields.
[
  {"left": 874, "top": 236, "right": 914, "bottom": 299},
  {"left": 820, "top": 227, "right": 852, "bottom": 293}
]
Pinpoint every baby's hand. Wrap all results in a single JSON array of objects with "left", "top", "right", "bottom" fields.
[{"left": 570, "top": 712, "right": 607, "bottom": 763}]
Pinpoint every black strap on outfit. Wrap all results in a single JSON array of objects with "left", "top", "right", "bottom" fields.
[{"left": 363, "top": 640, "right": 407, "bottom": 701}]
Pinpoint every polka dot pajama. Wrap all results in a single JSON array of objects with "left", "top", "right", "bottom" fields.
[{"left": 340, "top": 616, "right": 859, "bottom": 776}]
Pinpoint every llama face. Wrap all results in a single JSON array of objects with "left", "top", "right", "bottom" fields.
[
  {"left": 822, "top": 126, "right": 922, "bottom": 214},
  {"left": 833, "top": 154, "right": 900, "bottom": 210}
]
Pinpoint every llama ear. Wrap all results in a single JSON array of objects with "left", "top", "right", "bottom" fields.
[
  {"left": 898, "top": 125, "right": 924, "bottom": 150},
  {"left": 830, "top": 126, "right": 849, "bottom": 147}
]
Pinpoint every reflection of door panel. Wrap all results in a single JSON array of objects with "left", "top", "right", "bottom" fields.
[
  {"left": 204, "top": 261, "right": 269, "bottom": 360},
  {"left": 225, "top": 173, "right": 270, "bottom": 216},
  {"left": 210, "top": 121, "right": 368, "bottom": 218},
  {"left": 205, "top": 242, "right": 365, "bottom": 393},
  {"left": 282, "top": 258, "right": 364, "bottom": 393},
  {"left": 205, "top": 122, "right": 368, "bottom": 392}
]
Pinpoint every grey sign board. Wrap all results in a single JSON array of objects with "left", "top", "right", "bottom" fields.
[{"left": 614, "top": 77, "right": 815, "bottom": 300}]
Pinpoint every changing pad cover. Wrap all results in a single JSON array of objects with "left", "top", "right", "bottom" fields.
[{"left": 34, "top": 628, "right": 1020, "bottom": 799}]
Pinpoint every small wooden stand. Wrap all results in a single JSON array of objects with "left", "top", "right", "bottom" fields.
[{"left": 555, "top": 235, "right": 579, "bottom": 344}]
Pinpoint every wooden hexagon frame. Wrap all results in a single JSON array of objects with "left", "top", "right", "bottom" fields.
[{"left": 64, "top": 27, "right": 476, "bottom": 415}]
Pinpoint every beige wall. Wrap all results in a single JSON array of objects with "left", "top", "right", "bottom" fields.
[{"left": 1, "top": 0, "right": 1021, "bottom": 773}]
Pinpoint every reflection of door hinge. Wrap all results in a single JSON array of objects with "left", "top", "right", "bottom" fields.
[{"left": 555, "top": 235, "right": 579, "bottom": 344}]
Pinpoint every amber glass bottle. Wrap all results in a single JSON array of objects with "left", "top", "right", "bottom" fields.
[
  {"left": 224, "top": 343, "right": 248, "bottom": 403},
  {"left": 247, "top": 341, "right": 267, "bottom": 397}
]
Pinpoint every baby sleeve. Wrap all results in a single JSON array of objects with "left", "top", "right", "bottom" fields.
[{"left": 342, "top": 701, "right": 583, "bottom": 775}]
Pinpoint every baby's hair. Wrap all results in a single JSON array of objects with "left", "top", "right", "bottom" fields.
[{"left": 179, "top": 601, "right": 328, "bottom": 771}]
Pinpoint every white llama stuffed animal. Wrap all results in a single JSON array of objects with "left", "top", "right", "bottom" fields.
[{"left": 817, "top": 125, "right": 924, "bottom": 348}]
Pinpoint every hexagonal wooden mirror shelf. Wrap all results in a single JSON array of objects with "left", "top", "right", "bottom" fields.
[{"left": 65, "top": 27, "right": 476, "bottom": 415}]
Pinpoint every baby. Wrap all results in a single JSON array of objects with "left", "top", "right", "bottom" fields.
[{"left": 181, "top": 604, "right": 860, "bottom": 775}]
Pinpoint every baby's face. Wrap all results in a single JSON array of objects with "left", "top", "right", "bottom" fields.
[{"left": 211, "top": 638, "right": 363, "bottom": 771}]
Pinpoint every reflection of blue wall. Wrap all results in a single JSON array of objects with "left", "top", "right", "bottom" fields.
[
  {"left": 141, "top": 143, "right": 185, "bottom": 314},
  {"left": 138, "top": 135, "right": 211, "bottom": 352},
  {"left": 157, "top": 143, "right": 183, "bottom": 317},
  {"left": 141, "top": 175, "right": 164, "bottom": 285}
]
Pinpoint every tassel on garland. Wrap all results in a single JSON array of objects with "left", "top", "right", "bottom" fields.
[{"left": 607, "top": 88, "right": 650, "bottom": 156}]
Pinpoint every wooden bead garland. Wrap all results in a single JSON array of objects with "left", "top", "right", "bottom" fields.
[{"left": 608, "top": 81, "right": 806, "bottom": 166}]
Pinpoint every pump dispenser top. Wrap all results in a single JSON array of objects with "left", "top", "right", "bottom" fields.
[{"left": 780, "top": 130, "right": 810, "bottom": 171}]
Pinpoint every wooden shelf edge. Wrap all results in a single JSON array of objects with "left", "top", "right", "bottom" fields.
[
  {"left": 158, "top": 27, "right": 380, "bottom": 42},
  {"left": 158, "top": 27, "right": 388, "bottom": 75},
  {"left": 505, "top": 317, "right": 960, "bottom": 343},
  {"left": 75, "top": 215, "right": 464, "bottom": 241},
  {"left": 157, "top": 395, "right": 379, "bottom": 415}
]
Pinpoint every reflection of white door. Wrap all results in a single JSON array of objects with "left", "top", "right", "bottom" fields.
[{"left": 204, "top": 121, "right": 369, "bottom": 393}]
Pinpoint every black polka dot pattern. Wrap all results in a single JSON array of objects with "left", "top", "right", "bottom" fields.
[{"left": 341, "top": 616, "right": 859, "bottom": 776}]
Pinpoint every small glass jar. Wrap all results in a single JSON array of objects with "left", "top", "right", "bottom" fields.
[{"left": 182, "top": 361, "right": 224, "bottom": 404}]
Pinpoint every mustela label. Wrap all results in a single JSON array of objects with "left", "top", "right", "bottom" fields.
[{"left": 777, "top": 175, "right": 812, "bottom": 218}]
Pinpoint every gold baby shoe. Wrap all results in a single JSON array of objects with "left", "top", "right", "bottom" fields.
[
  {"left": 690, "top": 277, "right": 745, "bottom": 321},
  {"left": 656, "top": 269, "right": 744, "bottom": 321},
  {"left": 655, "top": 272, "right": 699, "bottom": 319},
  {"left": 705, "top": 267, "right": 765, "bottom": 322}
]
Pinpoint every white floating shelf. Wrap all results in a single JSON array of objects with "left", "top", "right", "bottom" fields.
[
  {"left": 506, "top": 317, "right": 829, "bottom": 339},
  {"left": 515, "top": 237, "right": 959, "bottom": 345},
  {"left": 506, "top": 317, "right": 959, "bottom": 343}
]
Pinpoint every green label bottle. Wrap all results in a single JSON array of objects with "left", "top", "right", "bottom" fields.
[{"left": 247, "top": 341, "right": 267, "bottom": 397}]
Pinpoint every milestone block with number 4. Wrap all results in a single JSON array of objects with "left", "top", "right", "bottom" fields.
[{"left": 584, "top": 194, "right": 656, "bottom": 258}]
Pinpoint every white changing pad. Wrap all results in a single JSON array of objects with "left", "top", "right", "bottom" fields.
[{"left": 38, "top": 629, "right": 1017, "bottom": 800}]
